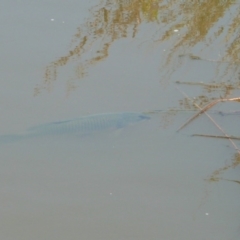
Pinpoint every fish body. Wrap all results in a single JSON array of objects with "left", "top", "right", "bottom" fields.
[{"left": 0, "top": 112, "right": 150, "bottom": 144}]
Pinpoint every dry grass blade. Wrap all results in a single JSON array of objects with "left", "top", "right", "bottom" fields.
[
  {"left": 175, "top": 86, "right": 240, "bottom": 154},
  {"left": 192, "top": 134, "right": 240, "bottom": 141},
  {"left": 177, "top": 99, "right": 221, "bottom": 132},
  {"left": 177, "top": 96, "right": 240, "bottom": 132}
]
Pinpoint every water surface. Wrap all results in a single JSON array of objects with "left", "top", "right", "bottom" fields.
[{"left": 0, "top": 1, "right": 240, "bottom": 239}]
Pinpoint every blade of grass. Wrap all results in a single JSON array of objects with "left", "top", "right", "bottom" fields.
[
  {"left": 192, "top": 134, "right": 240, "bottom": 141},
  {"left": 177, "top": 96, "right": 240, "bottom": 132},
  {"left": 175, "top": 86, "right": 240, "bottom": 154}
]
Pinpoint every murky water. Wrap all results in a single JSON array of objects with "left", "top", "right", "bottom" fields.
[{"left": 0, "top": 1, "right": 240, "bottom": 239}]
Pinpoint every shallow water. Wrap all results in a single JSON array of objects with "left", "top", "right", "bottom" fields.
[{"left": 0, "top": 1, "right": 240, "bottom": 240}]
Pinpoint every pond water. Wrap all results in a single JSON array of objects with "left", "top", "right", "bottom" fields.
[{"left": 0, "top": 1, "right": 240, "bottom": 240}]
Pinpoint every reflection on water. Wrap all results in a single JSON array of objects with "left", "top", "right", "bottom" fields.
[
  {"left": 207, "top": 152, "right": 240, "bottom": 184},
  {"left": 35, "top": 0, "right": 240, "bottom": 95}
]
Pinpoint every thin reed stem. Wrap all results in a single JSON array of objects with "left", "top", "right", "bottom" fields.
[
  {"left": 177, "top": 97, "right": 240, "bottom": 132},
  {"left": 175, "top": 86, "right": 240, "bottom": 154},
  {"left": 192, "top": 134, "right": 240, "bottom": 141}
]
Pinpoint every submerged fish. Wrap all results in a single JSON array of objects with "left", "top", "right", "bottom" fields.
[{"left": 0, "top": 112, "right": 150, "bottom": 144}]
